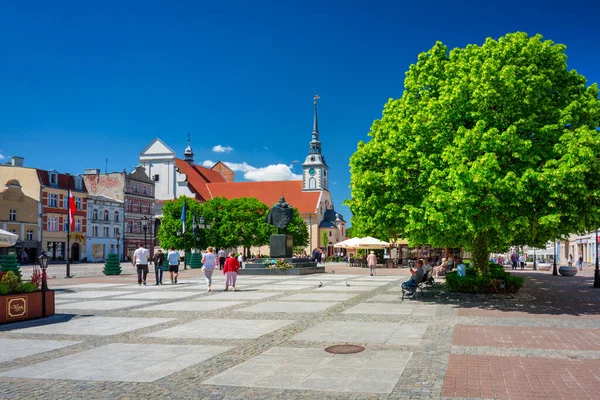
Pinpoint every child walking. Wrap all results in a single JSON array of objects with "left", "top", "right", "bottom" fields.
[{"left": 223, "top": 252, "right": 240, "bottom": 291}]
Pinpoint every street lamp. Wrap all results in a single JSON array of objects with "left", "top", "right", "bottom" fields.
[
  {"left": 142, "top": 216, "right": 149, "bottom": 249},
  {"left": 38, "top": 251, "right": 49, "bottom": 318},
  {"left": 552, "top": 240, "right": 558, "bottom": 276},
  {"left": 193, "top": 215, "right": 210, "bottom": 252}
]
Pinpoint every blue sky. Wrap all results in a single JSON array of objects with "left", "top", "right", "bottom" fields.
[{"left": 1, "top": 0, "right": 599, "bottom": 225}]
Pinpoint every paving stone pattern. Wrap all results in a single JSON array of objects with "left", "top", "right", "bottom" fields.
[{"left": 1, "top": 267, "right": 600, "bottom": 399}]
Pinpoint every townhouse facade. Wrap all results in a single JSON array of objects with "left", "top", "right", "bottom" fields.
[{"left": 86, "top": 194, "right": 124, "bottom": 262}]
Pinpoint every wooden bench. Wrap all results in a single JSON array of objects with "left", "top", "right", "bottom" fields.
[{"left": 401, "top": 270, "right": 433, "bottom": 300}]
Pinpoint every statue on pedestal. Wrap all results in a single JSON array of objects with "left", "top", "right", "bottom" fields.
[{"left": 266, "top": 195, "right": 294, "bottom": 234}]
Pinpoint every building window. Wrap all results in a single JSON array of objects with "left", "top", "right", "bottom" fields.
[
  {"left": 26, "top": 230, "right": 34, "bottom": 241},
  {"left": 49, "top": 194, "right": 57, "bottom": 207},
  {"left": 143, "top": 186, "right": 147, "bottom": 195},
  {"left": 92, "top": 226, "right": 99, "bottom": 236},
  {"left": 50, "top": 173, "right": 58, "bottom": 185},
  {"left": 114, "top": 211, "right": 119, "bottom": 221},
  {"left": 114, "top": 227, "right": 120, "bottom": 236},
  {"left": 128, "top": 221, "right": 133, "bottom": 233},
  {"left": 63, "top": 196, "right": 68, "bottom": 208},
  {"left": 92, "top": 209, "right": 98, "bottom": 219},
  {"left": 9, "top": 209, "right": 17, "bottom": 221},
  {"left": 75, "top": 219, "right": 81, "bottom": 232},
  {"left": 48, "top": 216, "right": 58, "bottom": 231},
  {"left": 329, "top": 231, "right": 332, "bottom": 237},
  {"left": 104, "top": 210, "right": 109, "bottom": 221},
  {"left": 127, "top": 200, "right": 132, "bottom": 212},
  {"left": 103, "top": 226, "right": 109, "bottom": 237},
  {"left": 63, "top": 221, "right": 68, "bottom": 232},
  {"left": 76, "top": 197, "right": 82, "bottom": 210},
  {"left": 134, "top": 184, "right": 139, "bottom": 193},
  {"left": 74, "top": 176, "right": 82, "bottom": 190},
  {"left": 153, "top": 174, "right": 160, "bottom": 182},
  {"left": 9, "top": 229, "right": 17, "bottom": 235}
]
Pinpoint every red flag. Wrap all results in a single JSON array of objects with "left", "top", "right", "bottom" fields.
[{"left": 68, "top": 189, "right": 76, "bottom": 231}]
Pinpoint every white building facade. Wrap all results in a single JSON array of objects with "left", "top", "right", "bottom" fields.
[{"left": 86, "top": 194, "right": 124, "bottom": 262}]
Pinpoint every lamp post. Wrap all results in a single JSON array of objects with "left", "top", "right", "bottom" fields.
[
  {"left": 552, "top": 240, "right": 558, "bottom": 276},
  {"left": 594, "top": 229, "right": 600, "bottom": 288},
  {"left": 194, "top": 216, "right": 210, "bottom": 252},
  {"left": 142, "top": 216, "right": 149, "bottom": 249},
  {"left": 38, "top": 251, "right": 49, "bottom": 318}
]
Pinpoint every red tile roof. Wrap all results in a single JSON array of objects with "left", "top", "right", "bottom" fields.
[
  {"left": 174, "top": 159, "right": 226, "bottom": 201},
  {"left": 206, "top": 180, "right": 320, "bottom": 214},
  {"left": 37, "top": 170, "right": 88, "bottom": 193}
]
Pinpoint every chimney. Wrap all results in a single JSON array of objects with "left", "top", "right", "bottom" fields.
[
  {"left": 11, "top": 156, "right": 24, "bottom": 167},
  {"left": 84, "top": 168, "right": 101, "bottom": 175}
]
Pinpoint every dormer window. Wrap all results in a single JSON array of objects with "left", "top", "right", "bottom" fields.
[
  {"left": 74, "top": 176, "right": 82, "bottom": 190},
  {"left": 49, "top": 171, "right": 58, "bottom": 186}
]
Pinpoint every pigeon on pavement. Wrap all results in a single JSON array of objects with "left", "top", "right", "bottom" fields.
[
  {"left": 318, "top": 281, "right": 323, "bottom": 288},
  {"left": 346, "top": 282, "right": 350, "bottom": 287}
]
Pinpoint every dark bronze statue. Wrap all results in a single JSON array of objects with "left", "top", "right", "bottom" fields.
[{"left": 266, "top": 195, "right": 294, "bottom": 233}]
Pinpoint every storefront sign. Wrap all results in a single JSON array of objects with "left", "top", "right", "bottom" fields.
[{"left": 7, "top": 297, "right": 27, "bottom": 319}]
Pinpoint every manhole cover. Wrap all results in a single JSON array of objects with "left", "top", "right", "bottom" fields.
[{"left": 324, "top": 345, "right": 365, "bottom": 354}]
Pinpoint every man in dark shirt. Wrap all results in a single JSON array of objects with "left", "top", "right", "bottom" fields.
[{"left": 401, "top": 260, "right": 425, "bottom": 294}]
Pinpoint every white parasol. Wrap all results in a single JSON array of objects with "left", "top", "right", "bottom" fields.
[{"left": 0, "top": 229, "right": 18, "bottom": 248}]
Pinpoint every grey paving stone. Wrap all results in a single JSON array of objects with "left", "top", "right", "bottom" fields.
[
  {"left": 0, "top": 343, "right": 232, "bottom": 382},
  {"left": 315, "top": 285, "right": 376, "bottom": 292},
  {"left": 203, "top": 347, "right": 412, "bottom": 394},
  {"left": 367, "top": 294, "right": 403, "bottom": 302},
  {"left": 344, "top": 303, "right": 439, "bottom": 317},
  {"left": 331, "top": 280, "right": 390, "bottom": 287},
  {"left": 236, "top": 301, "right": 338, "bottom": 313},
  {"left": 193, "top": 291, "right": 281, "bottom": 301},
  {"left": 0, "top": 339, "right": 81, "bottom": 363},
  {"left": 116, "top": 291, "right": 202, "bottom": 300},
  {"left": 278, "top": 293, "right": 359, "bottom": 302},
  {"left": 145, "top": 318, "right": 295, "bottom": 339},
  {"left": 249, "top": 284, "right": 314, "bottom": 291},
  {"left": 55, "top": 290, "right": 135, "bottom": 299},
  {"left": 11, "top": 316, "right": 175, "bottom": 336},
  {"left": 56, "top": 300, "right": 154, "bottom": 311},
  {"left": 54, "top": 283, "right": 130, "bottom": 289},
  {"left": 293, "top": 321, "right": 430, "bottom": 345},
  {"left": 137, "top": 301, "right": 245, "bottom": 312}
]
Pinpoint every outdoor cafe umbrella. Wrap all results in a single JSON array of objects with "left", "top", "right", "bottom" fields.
[
  {"left": 0, "top": 228, "right": 18, "bottom": 248},
  {"left": 355, "top": 236, "right": 390, "bottom": 249},
  {"left": 333, "top": 237, "right": 361, "bottom": 248}
]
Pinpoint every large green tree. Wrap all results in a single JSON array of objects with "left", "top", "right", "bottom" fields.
[
  {"left": 158, "top": 196, "right": 309, "bottom": 253},
  {"left": 347, "top": 32, "right": 600, "bottom": 273}
]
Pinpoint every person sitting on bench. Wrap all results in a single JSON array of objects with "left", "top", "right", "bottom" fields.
[{"left": 401, "top": 260, "right": 425, "bottom": 294}]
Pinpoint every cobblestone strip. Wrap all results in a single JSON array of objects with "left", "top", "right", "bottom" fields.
[{"left": 451, "top": 345, "right": 600, "bottom": 360}]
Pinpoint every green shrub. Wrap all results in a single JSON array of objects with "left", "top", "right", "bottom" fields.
[
  {"left": 465, "top": 267, "right": 477, "bottom": 276},
  {"left": 16, "top": 282, "right": 38, "bottom": 293},
  {"left": 490, "top": 268, "right": 509, "bottom": 279},
  {"left": 0, "top": 271, "right": 20, "bottom": 293},
  {"left": 445, "top": 270, "right": 525, "bottom": 293},
  {"left": 0, "top": 283, "right": 9, "bottom": 295},
  {"left": 505, "top": 275, "right": 525, "bottom": 292}
]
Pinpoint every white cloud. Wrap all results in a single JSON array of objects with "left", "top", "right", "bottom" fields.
[
  {"left": 263, "top": 146, "right": 268, "bottom": 150},
  {"left": 201, "top": 159, "right": 301, "bottom": 181},
  {"left": 0, "top": 154, "right": 4, "bottom": 160},
  {"left": 244, "top": 164, "right": 301, "bottom": 181},
  {"left": 212, "top": 145, "right": 233, "bottom": 153}
]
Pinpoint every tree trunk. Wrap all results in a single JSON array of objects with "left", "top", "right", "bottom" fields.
[{"left": 472, "top": 233, "right": 490, "bottom": 276}]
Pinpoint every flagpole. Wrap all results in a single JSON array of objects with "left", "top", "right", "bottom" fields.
[{"left": 66, "top": 174, "right": 71, "bottom": 278}]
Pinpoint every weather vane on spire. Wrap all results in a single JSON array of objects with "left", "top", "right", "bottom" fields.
[
  {"left": 187, "top": 131, "right": 191, "bottom": 144},
  {"left": 313, "top": 94, "right": 320, "bottom": 105}
]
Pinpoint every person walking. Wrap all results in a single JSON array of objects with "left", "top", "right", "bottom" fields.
[
  {"left": 167, "top": 246, "right": 180, "bottom": 284},
  {"left": 367, "top": 251, "right": 377, "bottom": 276},
  {"left": 519, "top": 254, "right": 526, "bottom": 270},
  {"left": 578, "top": 253, "right": 584, "bottom": 271},
  {"left": 510, "top": 252, "right": 518, "bottom": 270},
  {"left": 237, "top": 253, "right": 244, "bottom": 269},
  {"left": 568, "top": 254, "right": 573, "bottom": 267},
  {"left": 201, "top": 247, "right": 217, "bottom": 292},
  {"left": 223, "top": 252, "right": 240, "bottom": 291},
  {"left": 153, "top": 250, "right": 165, "bottom": 285},
  {"left": 218, "top": 248, "right": 227, "bottom": 270},
  {"left": 133, "top": 243, "right": 150, "bottom": 286}
]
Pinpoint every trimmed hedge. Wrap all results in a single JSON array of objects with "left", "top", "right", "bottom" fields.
[{"left": 446, "top": 266, "right": 525, "bottom": 293}]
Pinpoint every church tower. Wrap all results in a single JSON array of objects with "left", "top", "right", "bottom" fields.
[
  {"left": 184, "top": 133, "right": 194, "bottom": 165},
  {"left": 302, "top": 95, "right": 329, "bottom": 191}
]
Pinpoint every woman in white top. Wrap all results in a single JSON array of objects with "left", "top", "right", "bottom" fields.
[{"left": 201, "top": 246, "right": 217, "bottom": 292}]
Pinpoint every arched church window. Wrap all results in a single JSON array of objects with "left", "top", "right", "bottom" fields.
[{"left": 309, "top": 177, "right": 316, "bottom": 189}]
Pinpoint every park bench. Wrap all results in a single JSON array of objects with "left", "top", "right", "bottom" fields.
[{"left": 401, "top": 270, "right": 434, "bottom": 301}]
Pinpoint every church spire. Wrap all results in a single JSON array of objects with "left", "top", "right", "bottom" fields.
[
  {"left": 184, "top": 132, "right": 194, "bottom": 165},
  {"left": 312, "top": 94, "right": 319, "bottom": 135}
]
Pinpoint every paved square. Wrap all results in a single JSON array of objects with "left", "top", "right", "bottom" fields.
[
  {"left": 300, "top": 275, "right": 350, "bottom": 281},
  {"left": 116, "top": 291, "right": 201, "bottom": 300},
  {"left": 331, "top": 280, "right": 389, "bottom": 287},
  {"left": 237, "top": 301, "right": 338, "bottom": 313},
  {"left": 367, "top": 294, "right": 402, "bottom": 302},
  {"left": 55, "top": 290, "right": 134, "bottom": 299},
  {"left": 315, "top": 285, "right": 375, "bottom": 292},
  {"left": 279, "top": 293, "right": 359, "bottom": 302},
  {"left": 344, "top": 303, "right": 439, "bottom": 317},
  {"left": 12, "top": 317, "right": 175, "bottom": 336},
  {"left": 55, "top": 283, "right": 129, "bottom": 289},
  {"left": 293, "top": 321, "right": 429, "bottom": 345},
  {"left": 193, "top": 291, "right": 281, "bottom": 301},
  {"left": 0, "top": 339, "right": 81, "bottom": 363},
  {"left": 56, "top": 300, "right": 153, "bottom": 311},
  {"left": 0, "top": 343, "right": 232, "bottom": 382},
  {"left": 252, "top": 284, "right": 314, "bottom": 291},
  {"left": 145, "top": 318, "right": 295, "bottom": 339},
  {"left": 203, "top": 347, "right": 413, "bottom": 393},
  {"left": 138, "top": 301, "right": 246, "bottom": 312}
]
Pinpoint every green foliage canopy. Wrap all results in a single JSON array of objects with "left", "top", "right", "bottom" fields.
[
  {"left": 157, "top": 196, "right": 309, "bottom": 252},
  {"left": 347, "top": 32, "right": 600, "bottom": 271}
]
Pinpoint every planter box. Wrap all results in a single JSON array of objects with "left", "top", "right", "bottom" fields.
[
  {"left": 0, "top": 290, "right": 55, "bottom": 325},
  {"left": 558, "top": 266, "right": 578, "bottom": 277}
]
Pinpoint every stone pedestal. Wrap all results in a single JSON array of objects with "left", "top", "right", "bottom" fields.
[{"left": 270, "top": 235, "right": 292, "bottom": 258}]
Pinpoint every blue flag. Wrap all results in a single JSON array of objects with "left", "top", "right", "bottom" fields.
[{"left": 180, "top": 200, "right": 186, "bottom": 233}]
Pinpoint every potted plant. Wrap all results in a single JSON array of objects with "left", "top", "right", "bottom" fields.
[{"left": 0, "top": 253, "right": 55, "bottom": 324}]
